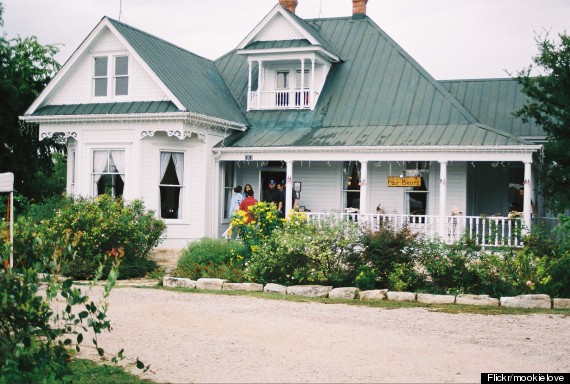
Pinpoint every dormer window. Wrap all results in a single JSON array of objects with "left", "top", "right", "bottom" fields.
[
  {"left": 277, "top": 71, "right": 289, "bottom": 89},
  {"left": 94, "top": 57, "right": 108, "bottom": 97},
  {"left": 93, "top": 55, "right": 129, "bottom": 97},
  {"left": 114, "top": 56, "right": 129, "bottom": 96}
]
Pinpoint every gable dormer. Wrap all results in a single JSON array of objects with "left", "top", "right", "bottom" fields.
[{"left": 236, "top": 2, "right": 340, "bottom": 111}]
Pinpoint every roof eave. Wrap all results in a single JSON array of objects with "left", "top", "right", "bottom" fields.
[
  {"left": 20, "top": 111, "right": 247, "bottom": 131},
  {"left": 237, "top": 46, "right": 340, "bottom": 62}
]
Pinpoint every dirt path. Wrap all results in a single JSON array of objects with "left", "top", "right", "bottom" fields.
[{"left": 76, "top": 286, "right": 569, "bottom": 383}]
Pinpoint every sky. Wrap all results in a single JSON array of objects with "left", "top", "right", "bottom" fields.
[{"left": 1, "top": 0, "right": 568, "bottom": 80}]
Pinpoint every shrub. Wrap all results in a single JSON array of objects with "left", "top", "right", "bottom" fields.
[
  {"left": 0, "top": 233, "right": 148, "bottom": 383},
  {"left": 354, "top": 265, "right": 377, "bottom": 290},
  {"left": 230, "top": 201, "right": 284, "bottom": 259},
  {"left": 245, "top": 213, "right": 362, "bottom": 286},
  {"left": 416, "top": 238, "right": 481, "bottom": 295},
  {"left": 174, "top": 238, "right": 247, "bottom": 282},
  {"left": 12, "top": 195, "right": 166, "bottom": 279},
  {"left": 358, "top": 225, "right": 420, "bottom": 289}
]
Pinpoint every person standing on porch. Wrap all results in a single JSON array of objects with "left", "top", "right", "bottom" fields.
[
  {"left": 263, "top": 179, "right": 283, "bottom": 214},
  {"left": 229, "top": 185, "right": 243, "bottom": 216},
  {"left": 243, "top": 184, "right": 253, "bottom": 198},
  {"left": 510, "top": 187, "right": 536, "bottom": 215},
  {"left": 239, "top": 189, "right": 257, "bottom": 223},
  {"left": 279, "top": 179, "right": 297, "bottom": 217}
]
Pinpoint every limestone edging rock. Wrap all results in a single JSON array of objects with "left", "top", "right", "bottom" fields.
[{"left": 286, "top": 285, "right": 332, "bottom": 298}]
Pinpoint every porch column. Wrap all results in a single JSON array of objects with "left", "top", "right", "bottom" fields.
[
  {"left": 257, "top": 60, "right": 263, "bottom": 101},
  {"left": 212, "top": 156, "right": 221, "bottom": 238},
  {"left": 247, "top": 61, "right": 252, "bottom": 110},
  {"left": 439, "top": 161, "right": 448, "bottom": 238},
  {"left": 300, "top": 58, "right": 305, "bottom": 104},
  {"left": 359, "top": 160, "right": 368, "bottom": 214},
  {"left": 311, "top": 59, "right": 316, "bottom": 109},
  {"left": 523, "top": 161, "right": 532, "bottom": 233},
  {"left": 285, "top": 160, "right": 294, "bottom": 217}
]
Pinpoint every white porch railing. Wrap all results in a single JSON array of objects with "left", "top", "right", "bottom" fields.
[
  {"left": 304, "top": 213, "right": 525, "bottom": 247},
  {"left": 248, "top": 90, "right": 312, "bottom": 110}
]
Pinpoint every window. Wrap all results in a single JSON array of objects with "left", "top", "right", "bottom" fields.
[
  {"left": 94, "top": 57, "right": 108, "bottom": 97},
  {"left": 295, "top": 69, "right": 310, "bottom": 107},
  {"left": 295, "top": 69, "right": 309, "bottom": 89},
  {"left": 93, "top": 55, "right": 129, "bottom": 97},
  {"left": 69, "top": 150, "right": 76, "bottom": 196},
  {"left": 343, "top": 161, "right": 361, "bottom": 209},
  {"left": 405, "top": 162, "right": 429, "bottom": 217},
  {"left": 276, "top": 70, "right": 290, "bottom": 107},
  {"left": 223, "top": 162, "right": 235, "bottom": 220},
  {"left": 277, "top": 71, "right": 289, "bottom": 89},
  {"left": 92, "top": 150, "right": 125, "bottom": 197},
  {"left": 159, "top": 152, "right": 184, "bottom": 219},
  {"left": 114, "top": 56, "right": 129, "bottom": 96}
]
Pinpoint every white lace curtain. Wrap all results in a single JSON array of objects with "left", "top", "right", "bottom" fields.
[
  {"left": 92, "top": 150, "right": 108, "bottom": 183},
  {"left": 160, "top": 152, "right": 184, "bottom": 185},
  {"left": 110, "top": 150, "right": 125, "bottom": 181}
]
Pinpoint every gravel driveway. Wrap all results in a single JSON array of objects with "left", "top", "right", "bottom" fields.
[{"left": 76, "top": 286, "right": 569, "bottom": 383}]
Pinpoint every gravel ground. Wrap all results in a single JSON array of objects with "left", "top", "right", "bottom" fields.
[{"left": 75, "top": 286, "right": 569, "bottom": 383}]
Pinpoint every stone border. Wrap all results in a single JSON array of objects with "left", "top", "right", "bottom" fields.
[{"left": 162, "top": 277, "right": 567, "bottom": 309}]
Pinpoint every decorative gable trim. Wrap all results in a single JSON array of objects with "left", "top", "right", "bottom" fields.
[
  {"left": 25, "top": 17, "right": 185, "bottom": 116},
  {"left": 236, "top": 4, "right": 338, "bottom": 61}
]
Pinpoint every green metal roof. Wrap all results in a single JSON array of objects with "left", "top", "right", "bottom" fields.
[
  {"left": 243, "top": 39, "right": 312, "bottom": 50},
  {"left": 32, "top": 101, "right": 179, "bottom": 116},
  {"left": 285, "top": 10, "right": 340, "bottom": 58},
  {"left": 107, "top": 17, "right": 247, "bottom": 126},
  {"left": 220, "top": 124, "right": 530, "bottom": 148},
  {"left": 216, "top": 16, "right": 530, "bottom": 148},
  {"left": 440, "top": 78, "right": 545, "bottom": 140}
]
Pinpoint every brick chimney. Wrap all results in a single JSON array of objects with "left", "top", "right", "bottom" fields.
[
  {"left": 279, "top": 0, "right": 298, "bottom": 14},
  {"left": 352, "top": 0, "right": 368, "bottom": 17}
]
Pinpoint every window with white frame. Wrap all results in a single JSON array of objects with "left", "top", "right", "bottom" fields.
[
  {"left": 92, "top": 150, "right": 125, "bottom": 197},
  {"left": 159, "top": 151, "right": 184, "bottom": 219},
  {"left": 342, "top": 161, "right": 361, "bottom": 210},
  {"left": 277, "top": 70, "right": 289, "bottom": 89},
  {"left": 295, "top": 69, "right": 310, "bottom": 107},
  {"left": 93, "top": 55, "right": 129, "bottom": 97},
  {"left": 69, "top": 150, "right": 76, "bottom": 196},
  {"left": 276, "top": 70, "right": 290, "bottom": 107},
  {"left": 404, "top": 161, "right": 429, "bottom": 217},
  {"left": 93, "top": 57, "right": 108, "bottom": 97},
  {"left": 114, "top": 56, "right": 129, "bottom": 96}
]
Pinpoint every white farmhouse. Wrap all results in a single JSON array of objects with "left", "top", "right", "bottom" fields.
[{"left": 22, "top": 0, "right": 543, "bottom": 262}]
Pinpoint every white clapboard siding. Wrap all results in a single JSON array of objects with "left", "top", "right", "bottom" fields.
[
  {"left": 369, "top": 165, "right": 405, "bottom": 215},
  {"left": 292, "top": 162, "right": 341, "bottom": 212},
  {"left": 429, "top": 161, "right": 467, "bottom": 215}
]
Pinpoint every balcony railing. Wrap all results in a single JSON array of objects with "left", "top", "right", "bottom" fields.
[
  {"left": 248, "top": 90, "right": 312, "bottom": 110},
  {"left": 304, "top": 213, "right": 525, "bottom": 247}
]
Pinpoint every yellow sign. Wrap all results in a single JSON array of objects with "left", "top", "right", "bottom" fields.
[{"left": 387, "top": 176, "right": 422, "bottom": 187}]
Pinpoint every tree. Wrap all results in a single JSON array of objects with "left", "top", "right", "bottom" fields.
[
  {"left": 0, "top": 4, "right": 65, "bottom": 202},
  {"left": 514, "top": 32, "right": 570, "bottom": 214}
]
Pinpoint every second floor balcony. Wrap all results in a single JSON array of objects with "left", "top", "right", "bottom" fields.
[{"left": 248, "top": 89, "right": 314, "bottom": 110}]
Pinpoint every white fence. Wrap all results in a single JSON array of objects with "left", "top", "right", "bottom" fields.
[{"left": 304, "top": 213, "right": 525, "bottom": 247}]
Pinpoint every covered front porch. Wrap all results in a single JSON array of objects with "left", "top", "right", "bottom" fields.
[{"left": 213, "top": 145, "right": 541, "bottom": 247}]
